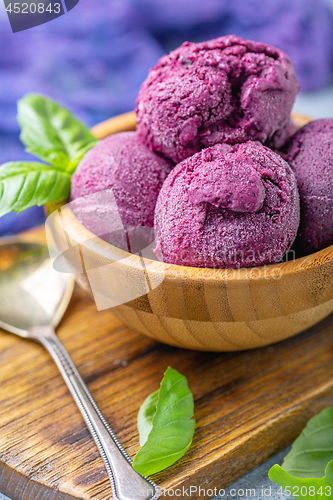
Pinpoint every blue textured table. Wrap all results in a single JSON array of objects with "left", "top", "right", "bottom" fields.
[{"left": 212, "top": 448, "right": 291, "bottom": 500}]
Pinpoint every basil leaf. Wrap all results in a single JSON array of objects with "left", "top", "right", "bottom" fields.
[
  {"left": 18, "top": 94, "right": 97, "bottom": 173},
  {"left": 132, "top": 367, "right": 195, "bottom": 476},
  {"left": 269, "top": 462, "right": 333, "bottom": 500},
  {"left": 137, "top": 390, "right": 159, "bottom": 447},
  {"left": 269, "top": 407, "right": 333, "bottom": 499},
  {"left": 0, "top": 162, "right": 71, "bottom": 217}
]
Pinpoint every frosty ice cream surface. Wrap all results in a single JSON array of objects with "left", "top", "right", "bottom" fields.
[
  {"left": 70, "top": 131, "right": 173, "bottom": 237},
  {"left": 69, "top": 35, "right": 333, "bottom": 269},
  {"left": 136, "top": 34, "right": 299, "bottom": 163},
  {"left": 154, "top": 142, "right": 300, "bottom": 268},
  {"left": 285, "top": 119, "right": 333, "bottom": 254}
]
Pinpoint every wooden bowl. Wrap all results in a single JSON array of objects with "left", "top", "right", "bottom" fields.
[{"left": 46, "top": 112, "right": 333, "bottom": 351}]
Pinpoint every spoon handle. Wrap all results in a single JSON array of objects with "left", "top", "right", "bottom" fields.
[{"left": 29, "top": 325, "right": 159, "bottom": 500}]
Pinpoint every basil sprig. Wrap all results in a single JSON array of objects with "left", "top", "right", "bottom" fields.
[
  {"left": 0, "top": 93, "right": 97, "bottom": 217},
  {"left": 0, "top": 162, "right": 71, "bottom": 217},
  {"left": 18, "top": 94, "right": 97, "bottom": 173},
  {"left": 269, "top": 407, "right": 333, "bottom": 499},
  {"left": 132, "top": 367, "right": 195, "bottom": 476}
]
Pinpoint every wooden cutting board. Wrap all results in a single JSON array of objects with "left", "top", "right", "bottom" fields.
[{"left": 1, "top": 227, "right": 333, "bottom": 500}]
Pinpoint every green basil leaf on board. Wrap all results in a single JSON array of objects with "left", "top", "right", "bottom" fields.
[
  {"left": 137, "top": 389, "right": 159, "bottom": 447},
  {"left": 269, "top": 407, "right": 333, "bottom": 499},
  {"left": 132, "top": 366, "right": 195, "bottom": 476},
  {"left": 0, "top": 162, "right": 71, "bottom": 217},
  {"left": 18, "top": 93, "right": 97, "bottom": 173}
]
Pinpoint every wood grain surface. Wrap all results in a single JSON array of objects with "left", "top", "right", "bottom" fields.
[{"left": 1, "top": 226, "right": 333, "bottom": 500}]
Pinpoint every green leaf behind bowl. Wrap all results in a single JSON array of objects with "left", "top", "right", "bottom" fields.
[
  {"left": 0, "top": 161, "right": 71, "bottom": 217},
  {"left": 18, "top": 93, "right": 97, "bottom": 173}
]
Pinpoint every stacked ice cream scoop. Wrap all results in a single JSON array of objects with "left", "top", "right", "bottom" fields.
[{"left": 71, "top": 35, "right": 333, "bottom": 269}]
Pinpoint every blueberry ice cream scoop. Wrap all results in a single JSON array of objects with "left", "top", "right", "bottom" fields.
[
  {"left": 136, "top": 34, "right": 299, "bottom": 163},
  {"left": 70, "top": 131, "right": 173, "bottom": 249},
  {"left": 154, "top": 141, "right": 300, "bottom": 269},
  {"left": 286, "top": 119, "right": 333, "bottom": 254}
]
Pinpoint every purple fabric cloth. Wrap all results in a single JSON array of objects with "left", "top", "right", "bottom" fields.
[
  {"left": 135, "top": 0, "right": 333, "bottom": 91},
  {"left": 0, "top": 0, "right": 332, "bottom": 235}
]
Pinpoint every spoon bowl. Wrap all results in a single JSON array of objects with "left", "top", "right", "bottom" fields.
[{"left": 0, "top": 241, "right": 74, "bottom": 335}]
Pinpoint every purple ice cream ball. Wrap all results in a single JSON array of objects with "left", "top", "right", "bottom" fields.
[
  {"left": 136, "top": 34, "right": 299, "bottom": 164},
  {"left": 70, "top": 132, "right": 173, "bottom": 247},
  {"left": 154, "top": 141, "right": 300, "bottom": 269},
  {"left": 286, "top": 119, "right": 333, "bottom": 254}
]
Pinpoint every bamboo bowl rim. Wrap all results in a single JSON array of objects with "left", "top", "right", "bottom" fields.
[{"left": 62, "top": 111, "right": 333, "bottom": 283}]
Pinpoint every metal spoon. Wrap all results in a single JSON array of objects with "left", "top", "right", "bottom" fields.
[{"left": 0, "top": 240, "right": 159, "bottom": 500}]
